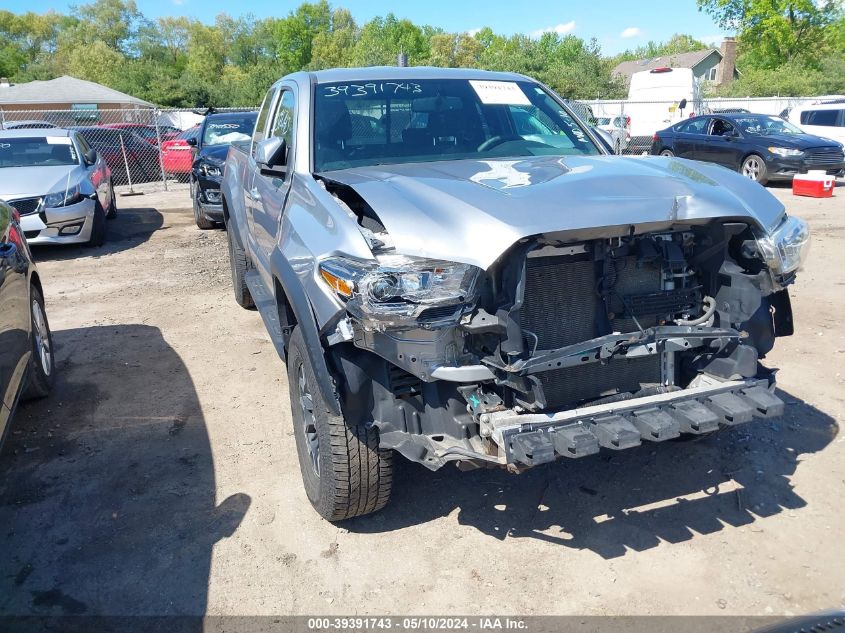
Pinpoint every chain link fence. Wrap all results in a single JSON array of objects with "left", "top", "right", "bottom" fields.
[
  {"left": 0, "top": 106, "right": 256, "bottom": 191},
  {"left": 0, "top": 96, "right": 834, "bottom": 186}
]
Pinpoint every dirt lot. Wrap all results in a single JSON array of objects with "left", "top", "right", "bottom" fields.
[{"left": 0, "top": 181, "right": 843, "bottom": 617}]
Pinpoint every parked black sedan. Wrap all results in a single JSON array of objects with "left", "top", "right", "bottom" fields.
[
  {"left": 0, "top": 200, "right": 54, "bottom": 446},
  {"left": 651, "top": 113, "right": 845, "bottom": 184},
  {"left": 189, "top": 111, "right": 257, "bottom": 229}
]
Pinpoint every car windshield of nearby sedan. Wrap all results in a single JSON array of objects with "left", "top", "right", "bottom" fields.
[
  {"left": 202, "top": 116, "right": 255, "bottom": 146},
  {"left": 0, "top": 137, "right": 78, "bottom": 168},
  {"left": 733, "top": 115, "right": 806, "bottom": 136},
  {"left": 313, "top": 78, "right": 600, "bottom": 171}
]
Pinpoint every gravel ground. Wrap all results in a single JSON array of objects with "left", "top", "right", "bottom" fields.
[{"left": 0, "top": 181, "right": 843, "bottom": 617}]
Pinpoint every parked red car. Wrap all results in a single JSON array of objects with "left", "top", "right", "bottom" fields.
[
  {"left": 101, "top": 123, "right": 181, "bottom": 146},
  {"left": 161, "top": 125, "right": 200, "bottom": 181}
]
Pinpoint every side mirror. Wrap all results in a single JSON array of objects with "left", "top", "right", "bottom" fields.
[
  {"left": 678, "top": 98, "right": 688, "bottom": 110},
  {"left": 255, "top": 137, "right": 288, "bottom": 174},
  {"left": 83, "top": 148, "right": 97, "bottom": 165},
  {"left": 186, "top": 137, "right": 197, "bottom": 147}
]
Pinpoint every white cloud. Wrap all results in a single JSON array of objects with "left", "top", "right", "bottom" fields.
[
  {"left": 530, "top": 21, "right": 576, "bottom": 38},
  {"left": 466, "top": 28, "right": 482, "bottom": 37},
  {"left": 620, "top": 27, "right": 641, "bottom": 39}
]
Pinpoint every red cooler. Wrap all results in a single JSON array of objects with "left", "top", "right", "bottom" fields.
[{"left": 792, "top": 171, "right": 835, "bottom": 198}]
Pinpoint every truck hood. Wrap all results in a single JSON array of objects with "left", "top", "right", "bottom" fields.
[
  {"left": 0, "top": 165, "right": 82, "bottom": 200},
  {"left": 320, "top": 155, "right": 786, "bottom": 270}
]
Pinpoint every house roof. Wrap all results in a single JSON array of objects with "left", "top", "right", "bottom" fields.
[
  {"left": 613, "top": 49, "right": 721, "bottom": 81},
  {"left": 0, "top": 75, "right": 153, "bottom": 108}
]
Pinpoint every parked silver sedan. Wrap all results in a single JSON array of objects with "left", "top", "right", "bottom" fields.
[{"left": 0, "top": 129, "right": 116, "bottom": 246}]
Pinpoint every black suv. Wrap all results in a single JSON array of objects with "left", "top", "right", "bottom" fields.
[{"left": 189, "top": 111, "right": 258, "bottom": 229}]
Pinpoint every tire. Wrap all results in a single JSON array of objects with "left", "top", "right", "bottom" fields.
[
  {"left": 193, "top": 182, "right": 215, "bottom": 230},
  {"left": 23, "top": 285, "right": 54, "bottom": 400},
  {"left": 741, "top": 154, "right": 769, "bottom": 185},
  {"left": 86, "top": 202, "right": 107, "bottom": 247},
  {"left": 106, "top": 184, "right": 117, "bottom": 219},
  {"left": 226, "top": 218, "right": 254, "bottom": 309},
  {"left": 660, "top": 149, "right": 674, "bottom": 157},
  {"left": 287, "top": 326, "right": 393, "bottom": 521}
]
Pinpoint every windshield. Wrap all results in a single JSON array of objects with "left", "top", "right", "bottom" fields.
[
  {"left": 202, "top": 116, "right": 256, "bottom": 146},
  {"left": 0, "top": 137, "right": 78, "bottom": 168},
  {"left": 313, "top": 78, "right": 600, "bottom": 172},
  {"left": 733, "top": 115, "right": 805, "bottom": 136}
]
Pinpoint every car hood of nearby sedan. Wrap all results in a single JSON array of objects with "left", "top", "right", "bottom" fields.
[
  {"left": 758, "top": 132, "right": 842, "bottom": 149},
  {"left": 320, "top": 154, "right": 786, "bottom": 270},
  {"left": 198, "top": 144, "right": 230, "bottom": 163},
  {"left": 0, "top": 165, "right": 83, "bottom": 200}
]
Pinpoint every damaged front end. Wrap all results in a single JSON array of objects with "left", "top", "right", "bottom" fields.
[{"left": 317, "top": 180, "right": 809, "bottom": 471}]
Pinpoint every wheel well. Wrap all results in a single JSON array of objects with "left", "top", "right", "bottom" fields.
[
  {"left": 221, "top": 194, "right": 229, "bottom": 224},
  {"left": 274, "top": 277, "right": 297, "bottom": 353},
  {"left": 30, "top": 271, "right": 43, "bottom": 298}
]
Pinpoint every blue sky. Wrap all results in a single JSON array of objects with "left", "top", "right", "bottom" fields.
[{"left": 3, "top": 0, "right": 730, "bottom": 55}]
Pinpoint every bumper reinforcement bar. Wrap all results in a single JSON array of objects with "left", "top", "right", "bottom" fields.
[{"left": 481, "top": 378, "right": 783, "bottom": 467}]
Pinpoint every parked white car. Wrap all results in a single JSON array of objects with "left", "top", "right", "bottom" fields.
[
  {"left": 0, "top": 129, "right": 116, "bottom": 246},
  {"left": 595, "top": 116, "right": 630, "bottom": 153},
  {"left": 788, "top": 101, "right": 845, "bottom": 145}
]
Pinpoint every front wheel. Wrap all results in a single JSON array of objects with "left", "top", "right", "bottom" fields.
[
  {"left": 106, "top": 184, "right": 117, "bottom": 219},
  {"left": 86, "top": 202, "right": 106, "bottom": 247},
  {"left": 226, "top": 218, "right": 254, "bottom": 309},
  {"left": 23, "top": 285, "right": 54, "bottom": 400},
  {"left": 192, "top": 182, "right": 215, "bottom": 230},
  {"left": 741, "top": 154, "right": 768, "bottom": 185},
  {"left": 287, "top": 326, "right": 393, "bottom": 521}
]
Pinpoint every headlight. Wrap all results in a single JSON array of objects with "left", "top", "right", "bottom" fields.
[
  {"left": 43, "top": 183, "right": 83, "bottom": 208},
  {"left": 319, "top": 254, "right": 482, "bottom": 330},
  {"left": 202, "top": 164, "right": 222, "bottom": 178},
  {"left": 768, "top": 147, "right": 803, "bottom": 157},
  {"left": 755, "top": 215, "right": 810, "bottom": 281}
]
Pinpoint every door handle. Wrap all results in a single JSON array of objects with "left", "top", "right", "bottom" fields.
[{"left": 249, "top": 187, "right": 262, "bottom": 202}]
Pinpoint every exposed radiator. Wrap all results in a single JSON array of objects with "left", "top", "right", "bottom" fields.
[{"left": 522, "top": 254, "right": 662, "bottom": 410}]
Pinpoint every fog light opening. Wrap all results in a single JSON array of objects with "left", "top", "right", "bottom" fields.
[{"left": 59, "top": 223, "right": 83, "bottom": 236}]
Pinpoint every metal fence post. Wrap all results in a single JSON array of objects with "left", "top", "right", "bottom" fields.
[
  {"left": 118, "top": 133, "right": 142, "bottom": 197},
  {"left": 153, "top": 111, "right": 168, "bottom": 191}
]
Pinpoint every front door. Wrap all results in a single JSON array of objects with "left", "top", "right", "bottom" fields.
[
  {"left": 0, "top": 210, "right": 31, "bottom": 419},
  {"left": 700, "top": 118, "right": 742, "bottom": 168},
  {"left": 251, "top": 87, "right": 297, "bottom": 287}
]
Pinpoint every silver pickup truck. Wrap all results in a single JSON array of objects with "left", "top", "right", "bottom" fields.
[{"left": 222, "top": 67, "right": 809, "bottom": 521}]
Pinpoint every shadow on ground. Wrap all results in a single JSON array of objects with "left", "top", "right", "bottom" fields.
[
  {"left": 29, "top": 206, "right": 164, "bottom": 262},
  {"left": 0, "top": 325, "right": 249, "bottom": 617},
  {"left": 347, "top": 390, "right": 837, "bottom": 559}
]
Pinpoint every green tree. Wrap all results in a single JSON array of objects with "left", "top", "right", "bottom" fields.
[
  {"left": 615, "top": 33, "right": 710, "bottom": 62},
  {"left": 351, "top": 14, "right": 430, "bottom": 66},
  {"left": 697, "top": 0, "right": 842, "bottom": 68},
  {"left": 309, "top": 8, "right": 359, "bottom": 69},
  {"left": 270, "top": 1, "right": 332, "bottom": 72},
  {"left": 71, "top": 0, "right": 142, "bottom": 54}
]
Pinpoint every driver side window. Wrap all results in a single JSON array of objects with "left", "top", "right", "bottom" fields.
[{"left": 709, "top": 119, "right": 735, "bottom": 137}]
